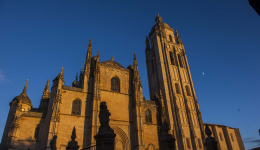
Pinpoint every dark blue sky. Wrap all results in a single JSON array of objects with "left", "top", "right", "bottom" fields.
[{"left": 0, "top": 0, "right": 259, "bottom": 149}]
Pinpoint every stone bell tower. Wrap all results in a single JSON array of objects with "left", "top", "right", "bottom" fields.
[{"left": 145, "top": 14, "right": 205, "bottom": 150}]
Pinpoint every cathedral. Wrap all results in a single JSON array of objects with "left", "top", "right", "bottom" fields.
[{"left": 1, "top": 14, "right": 245, "bottom": 150}]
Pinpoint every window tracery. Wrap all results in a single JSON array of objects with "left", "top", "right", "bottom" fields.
[
  {"left": 111, "top": 77, "right": 120, "bottom": 92},
  {"left": 72, "top": 99, "right": 81, "bottom": 115},
  {"left": 145, "top": 109, "right": 152, "bottom": 123}
]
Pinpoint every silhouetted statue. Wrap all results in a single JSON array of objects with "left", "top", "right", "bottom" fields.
[
  {"left": 98, "top": 102, "right": 114, "bottom": 133},
  {"left": 94, "top": 102, "right": 116, "bottom": 150},
  {"left": 160, "top": 120, "right": 176, "bottom": 150},
  {"left": 50, "top": 135, "right": 57, "bottom": 150},
  {"left": 204, "top": 124, "right": 218, "bottom": 150}
]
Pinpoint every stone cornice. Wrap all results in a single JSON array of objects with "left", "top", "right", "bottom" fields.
[{"left": 21, "top": 112, "right": 43, "bottom": 118}]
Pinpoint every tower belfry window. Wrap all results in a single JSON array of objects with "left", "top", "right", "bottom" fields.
[
  {"left": 169, "top": 35, "right": 173, "bottom": 42},
  {"left": 169, "top": 51, "right": 175, "bottom": 65},
  {"left": 111, "top": 77, "right": 120, "bottom": 92},
  {"left": 175, "top": 83, "right": 181, "bottom": 94},
  {"left": 185, "top": 85, "right": 191, "bottom": 96},
  {"left": 178, "top": 54, "right": 184, "bottom": 68}
]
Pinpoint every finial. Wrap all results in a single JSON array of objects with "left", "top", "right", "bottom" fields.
[
  {"left": 71, "top": 127, "right": 76, "bottom": 140},
  {"left": 205, "top": 124, "right": 212, "bottom": 137},
  {"left": 134, "top": 52, "right": 136, "bottom": 60},
  {"left": 155, "top": 12, "right": 162, "bottom": 23},
  {"left": 112, "top": 55, "right": 114, "bottom": 61},
  {"left": 21, "top": 79, "right": 28, "bottom": 96},
  {"left": 97, "top": 51, "right": 99, "bottom": 57},
  {"left": 88, "top": 39, "right": 92, "bottom": 47},
  {"left": 76, "top": 73, "right": 78, "bottom": 81},
  {"left": 61, "top": 67, "right": 64, "bottom": 75},
  {"left": 80, "top": 67, "right": 83, "bottom": 74}
]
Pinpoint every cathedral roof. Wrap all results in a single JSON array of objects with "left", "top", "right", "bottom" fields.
[
  {"left": 11, "top": 79, "right": 32, "bottom": 106},
  {"left": 101, "top": 60, "right": 125, "bottom": 69}
]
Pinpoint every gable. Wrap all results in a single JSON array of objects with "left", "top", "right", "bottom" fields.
[{"left": 101, "top": 60, "right": 125, "bottom": 69}]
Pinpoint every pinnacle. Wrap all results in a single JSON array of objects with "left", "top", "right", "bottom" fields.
[
  {"left": 21, "top": 79, "right": 28, "bottom": 96},
  {"left": 71, "top": 127, "right": 76, "bottom": 140}
]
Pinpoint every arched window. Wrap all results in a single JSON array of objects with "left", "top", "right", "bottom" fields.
[
  {"left": 34, "top": 124, "right": 40, "bottom": 140},
  {"left": 186, "top": 138, "right": 191, "bottom": 149},
  {"left": 169, "top": 51, "right": 175, "bottom": 65},
  {"left": 230, "top": 133, "right": 234, "bottom": 142},
  {"left": 185, "top": 85, "right": 191, "bottom": 96},
  {"left": 175, "top": 83, "right": 181, "bottom": 94},
  {"left": 169, "top": 35, "right": 173, "bottom": 42},
  {"left": 219, "top": 132, "right": 223, "bottom": 141},
  {"left": 145, "top": 109, "right": 152, "bottom": 123},
  {"left": 178, "top": 54, "right": 184, "bottom": 68},
  {"left": 111, "top": 77, "right": 120, "bottom": 92},
  {"left": 198, "top": 138, "right": 202, "bottom": 149},
  {"left": 72, "top": 99, "right": 81, "bottom": 115}
]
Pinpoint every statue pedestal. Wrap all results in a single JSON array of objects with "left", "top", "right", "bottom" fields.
[
  {"left": 94, "top": 132, "right": 116, "bottom": 150},
  {"left": 160, "top": 134, "right": 176, "bottom": 150},
  {"left": 204, "top": 137, "right": 218, "bottom": 150}
]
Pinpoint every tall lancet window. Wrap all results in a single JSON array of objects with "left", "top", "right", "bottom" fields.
[
  {"left": 169, "top": 51, "right": 175, "bottom": 65},
  {"left": 175, "top": 83, "right": 181, "bottom": 94},
  {"left": 111, "top": 77, "right": 120, "bottom": 92},
  {"left": 145, "top": 109, "right": 152, "bottom": 123},
  {"left": 178, "top": 54, "right": 184, "bottom": 68},
  {"left": 185, "top": 85, "right": 192, "bottom": 96},
  {"left": 72, "top": 99, "right": 81, "bottom": 115}
]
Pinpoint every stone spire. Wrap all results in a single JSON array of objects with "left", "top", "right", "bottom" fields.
[
  {"left": 111, "top": 55, "right": 114, "bottom": 62},
  {"left": 44, "top": 79, "right": 49, "bottom": 93},
  {"left": 42, "top": 79, "right": 50, "bottom": 98},
  {"left": 145, "top": 36, "right": 150, "bottom": 53},
  {"left": 155, "top": 13, "right": 162, "bottom": 23},
  {"left": 54, "top": 67, "right": 64, "bottom": 81},
  {"left": 72, "top": 73, "right": 79, "bottom": 87},
  {"left": 21, "top": 79, "right": 28, "bottom": 96},
  {"left": 85, "top": 39, "right": 92, "bottom": 65},
  {"left": 133, "top": 52, "right": 138, "bottom": 68}
]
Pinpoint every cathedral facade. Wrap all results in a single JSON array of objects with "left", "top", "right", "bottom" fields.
[{"left": 1, "top": 14, "right": 245, "bottom": 150}]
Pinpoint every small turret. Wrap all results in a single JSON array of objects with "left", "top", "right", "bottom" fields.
[
  {"left": 11, "top": 79, "right": 32, "bottom": 110},
  {"left": 53, "top": 67, "right": 65, "bottom": 88}
]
